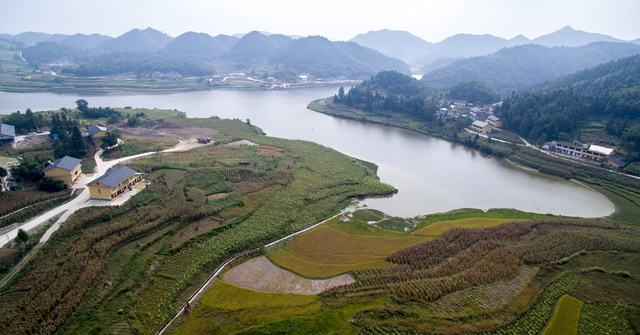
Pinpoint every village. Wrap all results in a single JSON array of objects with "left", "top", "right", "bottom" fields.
[{"left": 434, "top": 99, "right": 623, "bottom": 169}]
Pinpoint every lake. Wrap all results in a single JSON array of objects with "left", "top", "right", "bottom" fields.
[{"left": 0, "top": 88, "right": 615, "bottom": 218}]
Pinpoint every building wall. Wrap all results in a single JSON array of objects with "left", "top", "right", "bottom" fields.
[
  {"left": 88, "top": 183, "right": 113, "bottom": 200},
  {"left": 91, "top": 130, "right": 108, "bottom": 147},
  {"left": 89, "top": 175, "right": 143, "bottom": 200},
  {"left": 582, "top": 150, "right": 604, "bottom": 161},
  {"left": 488, "top": 119, "right": 502, "bottom": 128},
  {"left": 470, "top": 124, "right": 491, "bottom": 134},
  {"left": 44, "top": 165, "right": 81, "bottom": 188}
]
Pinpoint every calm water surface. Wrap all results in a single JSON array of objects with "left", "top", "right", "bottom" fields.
[{"left": 0, "top": 88, "right": 615, "bottom": 218}]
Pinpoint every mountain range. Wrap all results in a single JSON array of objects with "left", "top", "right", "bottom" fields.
[
  {"left": 9, "top": 28, "right": 410, "bottom": 79},
  {"left": 2, "top": 26, "right": 639, "bottom": 82},
  {"left": 420, "top": 42, "right": 640, "bottom": 95},
  {"left": 349, "top": 26, "right": 639, "bottom": 66}
]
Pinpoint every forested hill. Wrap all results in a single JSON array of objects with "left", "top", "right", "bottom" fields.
[
  {"left": 332, "top": 71, "right": 437, "bottom": 119},
  {"left": 272, "top": 36, "right": 410, "bottom": 78},
  {"left": 17, "top": 29, "right": 409, "bottom": 80},
  {"left": 496, "top": 54, "right": 640, "bottom": 160},
  {"left": 421, "top": 42, "right": 640, "bottom": 95}
]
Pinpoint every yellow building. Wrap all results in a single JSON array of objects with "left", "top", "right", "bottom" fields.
[
  {"left": 582, "top": 145, "right": 615, "bottom": 162},
  {"left": 469, "top": 120, "right": 492, "bottom": 134},
  {"left": 88, "top": 125, "right": 108, "bottom": 147},
  {"left": 41, "top": 155, "right": 82, "bottom": 188},
  {"left": 487, "top": 115, "right": 502, "bottom": 128},
  {"left": 87, "top": 166, "right": 142, "bottom": 200}
]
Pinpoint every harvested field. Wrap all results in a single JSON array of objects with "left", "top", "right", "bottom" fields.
[
  {"left": 426, "top": 265, "right": 537, "bottom": 314},
  {"left": 414, "top": 218, "right": 518, "bottom": 237},
  {"left": 269, "top": 249, "right": 394, "bottom": 278},
  {"left": 284, "top": 241, "right": 383, "bottom": 264},
  {"left": 256, "top": 145, "right": 285, "bottom": 157},
  {"left": 222, "top": 256, "right": 354, "bottom": 294},
  {"left": 293, "top": 225, "right": 429, "bottom": 256}
]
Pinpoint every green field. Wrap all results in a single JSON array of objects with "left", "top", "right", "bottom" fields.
[{"left": 542, "top": 295, "right": 583, "bottom": 335}]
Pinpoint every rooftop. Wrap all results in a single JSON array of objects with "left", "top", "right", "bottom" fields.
[
  {"left": 487, "top": 115, "right": 500, "bottom": 121},
  {"left": 588, "top": 145, "right": 615, "bottom": 156},
  {"left": 88, "top": 125, "right": 108, "bottom": 136},
  {"left": 42, "top": 155, "right": 82, "bottom": 172},
  {"left": 88, "top": 166, "right": 139, "bottom": 188},
  {"left": 472, "top": 120, "right": 489, "bottom": 127}
]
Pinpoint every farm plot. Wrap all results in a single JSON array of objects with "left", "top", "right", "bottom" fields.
[
  {"left": 174, "top": 280, "right": 322, "bottom": 335},
  {"left": 222, "top": 256, "right": 354, "bottom": 294},
  {"left": 542, "top": 295, "right": 583, "bottom": 335},
  {"left": 426, "top": 265, "right": 537, "bottom": 315}
]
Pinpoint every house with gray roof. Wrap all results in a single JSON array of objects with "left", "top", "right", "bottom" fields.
[
  {"left": 87, "top": 166, "right": 142, "bottom": 200},
  {"left": 42, "top": 155, "right": 82, "bottom": 188}
]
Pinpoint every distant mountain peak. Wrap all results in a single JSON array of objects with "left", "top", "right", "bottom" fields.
[{"left": 559, "top": 25, "right": 576, "bottom": 32}]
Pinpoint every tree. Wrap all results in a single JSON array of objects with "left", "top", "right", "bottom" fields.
[
  {"left": 38, "top": 176, "right": 64, "bottom": 192},
  {"left": 75, "top": 99, "right": 89, "bottom": 113},
  {"left": 15, "top": 229, "right": 29, "bottom": 246},
  {"left": 338, "top": 86, "right": 345, "bottom": 100},
  {"left": 69, "top": 125, "right": 87, "bottom": 157},
  {"left": 11, "top": 156, "right": 49, "bottom": 183},
  {"left": 101, "top": 132, "right": 118, "bottom": 149}
]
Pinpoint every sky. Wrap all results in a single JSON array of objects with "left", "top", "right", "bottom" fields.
[{"left": 2, "top": 0, "right": 639, "bottom": 42}]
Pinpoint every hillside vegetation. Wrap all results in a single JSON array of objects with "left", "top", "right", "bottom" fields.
[
  {"left": 0, "top": 117, "right": 395, "bottom": 334},
  {"left": 496, "top": 54, "right": 640, "bottom": 159},
  {"left": 421, "top": 42, "right": 640, "bottom": 95}
]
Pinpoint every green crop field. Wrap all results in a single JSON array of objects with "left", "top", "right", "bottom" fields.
[{"left": 542, "top": 295, "right": 583, "bottom": 335}]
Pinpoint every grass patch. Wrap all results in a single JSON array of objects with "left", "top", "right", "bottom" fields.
[
  {"left": 200, "top": 280, "right": 319, "bottom": 310},
  {"left": 116, "top": 108, "right": 185, "bottom": 120},
  {"left": 414, "top": 218, "right": 519, "bottom": 237},
  {"left": 327, "top": 216, "right": 408, "bottom": 237},
  {"left": 570, "top": 271, "right": 640, "bottom": 303},
  {"left": 416, "top": 208, "right": 549, "bottom": 230},
  {"left": 542, "top": 295, "right": 583, "bottom": 335},
  {"left": 242, "top": 298, "right": 387, "bottom": 335},
  {"left": 589, "top": 183, "right": 640, "bottom": 225},
  {"left": 351, "top": 208, "right": 385, "bottom": 222},
  {"left": 101, "top": 137, "right": 179, "bottom": 159},
  {"left": 268, "top": 249, "right": 394, "bottom": 278},
  {"left": 284, "top": 241, "right": 383, "bottom": 265},
  {"left": 175, "top": 281, "right": 321, "bottom": 335},
  {"left": 293, "top": 225, "right": 429, "bottom": 256}
]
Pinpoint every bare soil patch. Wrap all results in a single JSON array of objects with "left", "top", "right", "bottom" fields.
[
  {"left": 223, "top": 256, "right": 354, "bottom": 295},
  {"left": 115, "top": 121, "right": 218, "bottom": 141}
]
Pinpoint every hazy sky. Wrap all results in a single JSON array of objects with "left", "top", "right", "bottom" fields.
[{"left": 2, "top": 0, "right": 639, "bottom": 42}]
